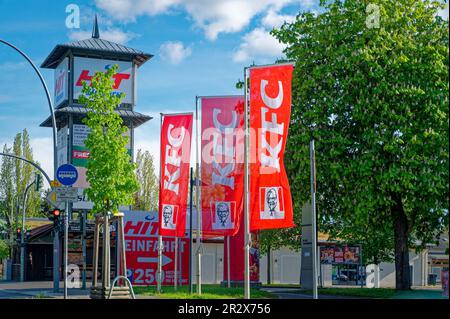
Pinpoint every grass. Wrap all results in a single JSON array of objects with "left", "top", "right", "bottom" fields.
[{"left": 133, "top": 284, "right": 276, "bottom": 299}]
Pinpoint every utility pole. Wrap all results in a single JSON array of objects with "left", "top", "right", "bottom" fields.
[{"left": 20, "top": 180, "right": 36, "bottom": 282}]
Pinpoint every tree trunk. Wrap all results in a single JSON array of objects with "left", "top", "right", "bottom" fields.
[{"left": 391, "top": 193, "right": 411, "bottom": 290}]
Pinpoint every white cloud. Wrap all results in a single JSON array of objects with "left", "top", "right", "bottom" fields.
[
  {"left": 437, "top": 3, "right": 448, "bottom": 20},
  {"left": 68, "top": 27, "right": 137, "bottom": 44},
  {"left": 261, "top": 9, "right": 296, "bottom": 28},
  {"left": 95, "top": 0, "right": 296, "bottom": 40},
  {"left": 232, "top": 27, "right": 286, "bottom": 63},
  {"left": 159, "top": 41, "right": 192, "bottom": 64}
]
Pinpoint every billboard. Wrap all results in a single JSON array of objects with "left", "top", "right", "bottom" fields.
[
  {"left": 71, "top": 123, "right": 131, "bottom": 210},
  {"left": 54, "top": 58, "right": 68, "bottom": 107},
  {"left": 124, "top": 211, "right": 189, "bottom": 286},
  {"left": 320, "top": 245, "right": 361, "bottom": 264},
  {"left": 73, "top": 57, "right": 133, "bottom": 104}
]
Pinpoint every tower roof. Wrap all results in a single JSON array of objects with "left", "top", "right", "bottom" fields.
[{"left": 41, "top": 16, "right": 152, "bottom": 69}]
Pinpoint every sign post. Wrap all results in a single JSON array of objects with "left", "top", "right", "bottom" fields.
[{"left": 56, "top": 164, "right": 78, "bottom": 299}]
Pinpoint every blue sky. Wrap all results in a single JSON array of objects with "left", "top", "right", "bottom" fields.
[{"left": 0, "top": 0, "right": 320, "bottom": 180}]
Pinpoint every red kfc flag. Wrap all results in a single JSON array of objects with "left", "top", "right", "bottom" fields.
[
  {"left": 159, "top": 113, "right": 193, "bottom": 237},
  {"left": 200, "top": 96, "right": 245, "bottom": 237},
  {"left": 249, "top": 64, "right": 294, "bottom": 230}
]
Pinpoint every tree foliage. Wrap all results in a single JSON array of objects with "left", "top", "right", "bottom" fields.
[
  {"left": 79, "top": 65, "right": 139, "bottom": 214},
  {"left": 272, "top": 0, "right": 448, "bottom": 289},
  {"left": 133, "top": 149, "right": 159, "bottom": 211}
]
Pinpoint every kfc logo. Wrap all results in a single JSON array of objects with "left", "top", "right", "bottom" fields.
[
  {"left": 161, "top": 204, "right": 178, "bottom": 230},
  {"left": 211, "top": 201, "right": 235, "bottom": 230},
  {"left": 260, "top": 187, "right": 285, "bottom": 219}
]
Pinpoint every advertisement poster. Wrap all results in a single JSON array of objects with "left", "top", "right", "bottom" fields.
[
  {"left": 320, "top": 245, "right": 361, "bottom": 264},
  {"left": 124, "top": 211, "right": 189, "bottom": 286},
  {"left": 54, "top": 57, "right": 68, "bottom": 107},
  {"left": 73, "top": 57, "right": 133, "bottom": 104},
  {"left": 249, "top": 64, "right": 294, "bottom": 230},
  {"left": 200, "top": 96, "right": 245, "bottom": 238}
]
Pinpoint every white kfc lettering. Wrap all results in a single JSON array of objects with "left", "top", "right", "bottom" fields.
[
  {"left": 164, "top": 124, "right": 186, "bottom": 194},
  {"left": 212, "top": 109, "right": 237, "bottom": 189},
  {"left": 260, "top": 79, "right": 284, "bottom": 173}
]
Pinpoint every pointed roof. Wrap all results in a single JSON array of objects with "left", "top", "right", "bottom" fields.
[
  {"left": 41, "top": 16, "right": 152, "bottom": 69},
  {"left": 92, "top": 14, "right": 100, "bottom": 39}
]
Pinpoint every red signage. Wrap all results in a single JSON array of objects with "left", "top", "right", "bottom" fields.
[
  {"left": 200, "top": 96, "right": 245, "bottom": 237},
  {"left": 159, "top": 113, "right": 193, "bottom": 237},
  {"left": 75, "top": 70, "right": 130, "bottom": 89},
  {"left": 124, "top": 211, "right": 189, "bottom": 286},
  {"left": 249, "top": 64, "right": 294, "bottom": 230},
  {"left": 320, "top": 245, "right": 361, "bottom": 264}
]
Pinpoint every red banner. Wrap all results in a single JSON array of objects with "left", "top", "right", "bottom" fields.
[
  {"left": 159, "top": 113, "right": 193, "bottom": 237},
  {"left": 249, "top": 64, "right": 294, "bottom": 230},
  {"left": 200, "top": 96, "right": 245, "bottom": 237}
]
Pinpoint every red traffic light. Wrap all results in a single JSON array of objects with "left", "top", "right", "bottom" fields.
[{"left": 52, "top": 209, "right": 61, "bottom": 217}]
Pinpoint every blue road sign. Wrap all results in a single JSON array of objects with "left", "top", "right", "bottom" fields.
[{"left": 56, "top": 164, "right": 78, "bottom": 186}]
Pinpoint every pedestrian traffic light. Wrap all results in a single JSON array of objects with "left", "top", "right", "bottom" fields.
[{"left": 34, "top": 173, "right": 42, "bottom": 192}]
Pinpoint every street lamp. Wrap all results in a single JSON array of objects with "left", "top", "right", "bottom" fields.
[{"left": 0, "top": 39, "right": 58, "bottom": 177}]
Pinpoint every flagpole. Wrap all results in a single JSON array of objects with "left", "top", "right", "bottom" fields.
[
  {"left": 157, "top": 112, "right": 163, "bottom": 294},
  {"left": 174, "top": 237, "right": 178, "bottom": 291},
  {"left": 195, "top": 96, "right": 202, "bottom": 295},
  {"left": 227, "top": 235, "right": 231, "bottom": 288},
  {"left": 243, "top": 66, "right": 251, "bottom": 299},
  {"left": 310, "top": 139, "right": 318, "bottom": 299},
  {"left": 188, "top": 167, "right": 194, "bottom": 294}
]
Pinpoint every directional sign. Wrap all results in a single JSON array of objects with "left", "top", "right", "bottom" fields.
[
  {"left": 50, "top": 180, "right": 62, "bottom": 188},
  {"left": 55, "top": 187, "right": 79, "bottom": 202},
  {"left": 46, "top": 189, "right": 64, "bottom": 209},
  {"left": 56, "top": 164, "right": 78, "bottom": 186},
  {"left": 137, "top": 255, "right": 172, "bottom": 267}
]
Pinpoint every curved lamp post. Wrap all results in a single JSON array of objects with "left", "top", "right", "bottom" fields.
[{"left": 0, "top": 39, "right": 58, "bottom": 177}]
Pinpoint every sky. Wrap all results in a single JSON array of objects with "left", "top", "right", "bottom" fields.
[
  {"left": 0, "top": 0, "right": 447, "bottom": 186},
  {"left": 0, "top": 0, "right": 321, "bottom": 184}
]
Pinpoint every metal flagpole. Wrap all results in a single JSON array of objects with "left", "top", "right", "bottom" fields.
[
  {"left": 157, "top": 113, "right": 164, "bottom": 293},
  {"left": 243, "top": 67, "right": 251, "bottom": 299},
  {"left": 310, "top": 139, "right": 318, "bottom": 299},
  {"left": 188, "top": 167, "right": 194, "bottom": 294},
  {"left": 227, "top": 236, "right": 231, "bottom": 288},
  {"left": 174, "top": 238, "right": 178, "bottom": 291},
  {"left": 195, "top": 96, "right": 202, "bottom": 295}
]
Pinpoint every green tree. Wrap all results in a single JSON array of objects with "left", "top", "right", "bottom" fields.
[
  {"left": 273, "top": 0, "right": 448, "bottom": 289},
  {"left": 134, "top": 149, "right": 159, "bottom": 211},
  {"left": 79, "top": 65, "right": 139, "bottom": 214}
]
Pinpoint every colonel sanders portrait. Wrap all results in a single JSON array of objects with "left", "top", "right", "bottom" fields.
[
  {"left": 266, "top": 188, "right": 278, "bottom": 216},
  {"left": 216, "top": 202, "right": 230, "bottom": 227},
  {"left": 162, "top": 205, "right": 173, "bottom": 228}
]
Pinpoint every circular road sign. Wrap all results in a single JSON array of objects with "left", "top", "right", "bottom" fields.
[{"left": 56, "top": 164, "right": 78, "bottom": 186}]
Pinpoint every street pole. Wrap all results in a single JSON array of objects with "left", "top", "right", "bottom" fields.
[
  {"left": 310, "top": 139, "right": 318, "bottom": 299},
  {"left": 20, "top": 181, "right": 35, "bottom": 282},
  {"left": 226, "top": 236, "right": 231, "bottom": 288},
  {"left": 81, "top": 211, "right": 87, "bottom": 290},
  {"left": 0, "top": 39, "right": 59, "bottom": 293},
  {"left": 188, "top": 167, "right": 194, "bottom": 294},
  {"left": 243, "top": 67, "right": 250, "bottom": 299},
  {"left": 64, "top": 200, "right": 69, "bottom": 299}
]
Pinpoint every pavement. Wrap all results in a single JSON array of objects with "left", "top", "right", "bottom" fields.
[{"left": 260, "top": 287, "right": 364, "bottom": 299}]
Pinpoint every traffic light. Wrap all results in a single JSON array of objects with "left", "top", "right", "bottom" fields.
[
  {"left": 35, "top": 173, "right": 42, "bottom": 192},
  {"left": 48, "top": 209, "right": 61, "bottom": 225},
  {"left": 15, "top": 227, "right": 21, "bottom": 243}
]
